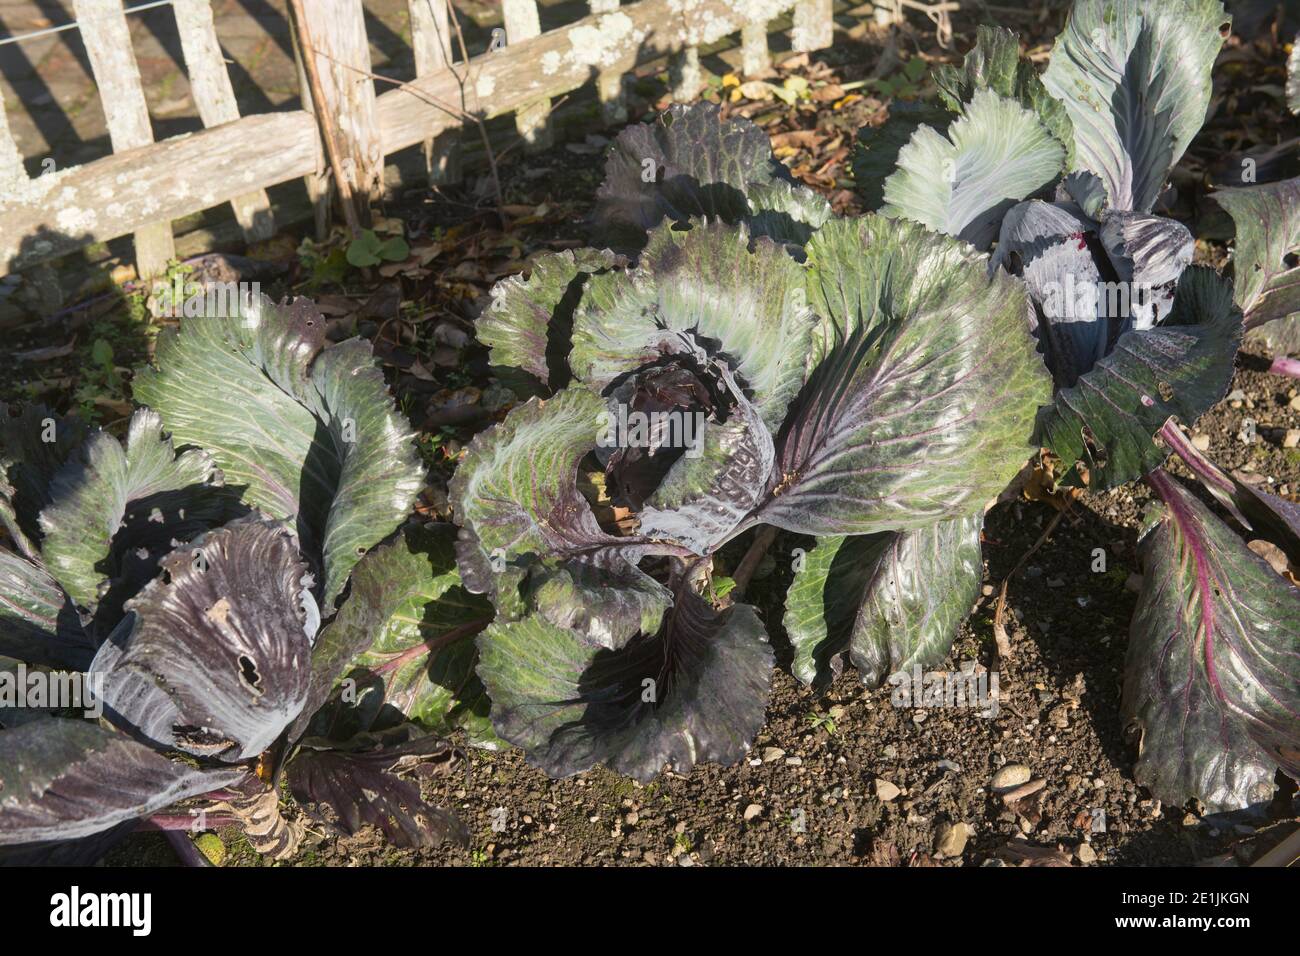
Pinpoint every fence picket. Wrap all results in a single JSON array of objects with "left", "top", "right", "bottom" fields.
[
  {"left": 792, "top": 0, "right": 834, "bottom": 52},
  {"left": 72, "top": 0, "right": 175, "bottom": 279},
  {"left": 741, "top": 21, "right": 771, "bottom": 77},
  {"left": 0, "top": 100, "right": 24, "bottom": 195},
  {"left": 409, "top": 0, "right": 462, "bottom": 184},
  {"left": 502, "top": 0, "right": 553, "bottom": 149},
  {"left": 2, "top": 0, "right": 820, "bottom": 279},
  {"left": 590, "top": 0, "right": 628, "bottom": 124},
  {"left": 290, "top": 26, "right": 331, "bottom": 239},
  {"left": 671, "top": 47, "right": 702, "bottom": 101},
  {"left": 297, "top": 0, "right": 384, "bottom": 226},
  {"left": 172, "top": 0, "right": 274, "bottom": 241}
]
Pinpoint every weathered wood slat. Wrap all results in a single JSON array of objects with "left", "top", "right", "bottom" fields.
[
  {"left": 740, "top": 21, "right": 771, "bottom": 76},
  {"left": 172, "top": 0, "right": 275, "bottom": 241},
  {"left": 290, "top": 25, "right": 331, "bottom": 239},
  {"left": 2, "top": 0, "right": 804, "bottom": 273},
  {"left": 502, "top": 0, "right": 553, "bottom": 149},
  {"left": 589, "top": 0, "right": 628, "bottom": 124},
  {"left": 408, "top": 0, "right": 461, "bottom": 183},
  {"left": 792, "top": 0, "right": 834, "bottom": 52},
  {"left": 298, "top": 0, "right": 383, "bottom": 219},
  {"left": 0, "top": 111, "right": 319, "bottom": 272},
  {"left": 0, "top": 97, "right": 25, "bottom": 195},
  {"left": 671, "top": 46, "right": 702, "bottom": 101},
  {"left": 377, "top": 0, "right": 798, "bottom": 152},
  {"left": 72, "top": 0, "right": 175, "bottom": 278}
]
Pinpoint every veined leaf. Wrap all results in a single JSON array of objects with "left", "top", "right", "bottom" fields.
[
  {"left": 593, "top": 102, "right": 830, "bottom": 252},
  {"left": 477, "top": 248, "right": 622, "bottom": 391},
  {"left": 881, "top": 88, "right": 1065, "bottom": 250},
  {"left": 639, "top": 393, "right": 775, "bottom": 555},
  {"left": 449, "top": 387, "right": 630, "bottom": 570},
  {"left": 1041, "top": 0, "right": 1229, "bottom": 212},
  {"left": 0, "top": 406, "right": 88, "bottom": 556},
  {"left": 0, "top": 718, "right": 243, "bottom": 848},
  {"left": 1124, "top": 470, "right": 1300, "bottom": 812},
  {"left": 851, "top": 102, "right": 953, "bottom": 212},
  {"left": 91, "top": 516, "right": 316, "bottom": 763},
  {"left": 1036, "top": 266, "right": 1241, "bottom": 489},
  {"left": 571, "top": 220, "right": 816, "bottom": 430},
  {"left": 932, "top": 24, "right": 1074, "bottom": 160},
  {"left": 0, "top": 549, "right": 94, "bottom": 671},
  {"left": 307, "top": 524, "right": 497, "bottom": 746},
  {"left": 761, "top": 217, "right": 1051, "bottom": 536},
  {"left": 992, "top": 199, "right": 1109, "bottom": 387},
  {"left": 476, "top": 588, "right": 772, "bottom": 782},
  {"left": 133, "top": 296, "right": 423, "bottom": 605},
  {"left": 783, "top": 514, "right": 983, "bottom": 688},
  {"left": 1211, "top": 177, "right": 1300, "bottom": 344},
  {"left": 38, "top": 409, "right": 224, "bottom": 611},
  {"left": 530, "top": 559, "right": 671, "bottom": 651},
  {"left": 1098, "top": 211, "right": 1194, "bottom": 329},
  {"left": 288, "top": 728, "right": 468, "bottom": 848}
]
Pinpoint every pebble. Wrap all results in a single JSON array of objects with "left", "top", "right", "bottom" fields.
[
  {"left": 743, "top": 803, "right": 764, "bottom": 822},
  {"left": 937, "top": 759, "right": 962, "bottom": 773},
  {"left": 785, "top": 756, "right": 803, "bottom": 766},
  {"left": 1191, "top": 433, "right": 1212, "bottom": 451},
  {"left": 875, "top": 778, "right": 902, "bottom": 801},
  {"left": 1048, "top": 704, "right": 1071, "bottom": 729},
  {"left": 762, "top": 747, "right": 786, "bottom": 763},
  {"left": 1291, "top": 395, "right": 1300, "bottom": 412},
  {"left": 1077, "top": 843, "right": 1097, "bottom": 864},
  {"left": 1285, "top": 429, "right": 1300, "bottom": 449},
  {"left": 934, "top": 821, "right": 972, "bottom": 858},
  {"left": 990, "top": 764, "right": 1032, "bottom": 791}
]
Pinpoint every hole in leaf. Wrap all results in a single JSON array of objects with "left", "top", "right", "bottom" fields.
[
  {"left": 238, "top": 654, "right": 263, "bottom": 693},
  {"left": 1080, "top": 425, "right": 1108, "bottom": 469}
]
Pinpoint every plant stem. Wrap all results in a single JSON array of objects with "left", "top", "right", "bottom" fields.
[
  {"left": 139, "top": 813, "right": 239, "bottom": 831},
  {"left": 372, "top": 617, "right": 493, "bottom": 676},
  {"left": 732, "top": 526, "right": 778, "bottom": 599},
  {"left": 163, "top": 830, "right": 212, "bottom": 867}
]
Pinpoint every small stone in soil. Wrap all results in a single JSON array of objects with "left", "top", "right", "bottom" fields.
[
  {"left": 743, "top": 804, "right": 763, "bottom": 821},
  {"left": 990, "top": 764, "right": 1032, "bottom": 791},
  {"left": 934, "top": 821, "right": 972, "bottom": 858},
  {"left": 762, "top": 747, "right": 785, "bottom": 763},
  {"left": 875, "top": 778, "right": 902, "bottom": 801},
  {"left": 1077, "top": 843, "right": 1097, "bottom": 864}
]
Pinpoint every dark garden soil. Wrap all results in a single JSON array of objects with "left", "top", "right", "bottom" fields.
[{"left": 6, "top": 4, "right": 1299, "bottom": 867}]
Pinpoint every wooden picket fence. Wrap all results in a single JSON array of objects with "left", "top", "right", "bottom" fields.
[{"left": 0, "top": 0, "right": 838, "bottom": 284}]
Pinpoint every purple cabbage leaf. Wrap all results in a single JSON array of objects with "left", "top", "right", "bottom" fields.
[{"left": 1124, "top": 459, "right": 1300, "bottom": 812}]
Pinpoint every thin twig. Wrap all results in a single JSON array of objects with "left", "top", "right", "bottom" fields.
[
  {"left": 445, "top": 0, "right": 503, "bottom": 209},
  {"left": 287, "top": 0, "right": 363, "bottom": 237},
  {"left": 992, "top": 508, "right": 1065, "bottom": 660}
]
